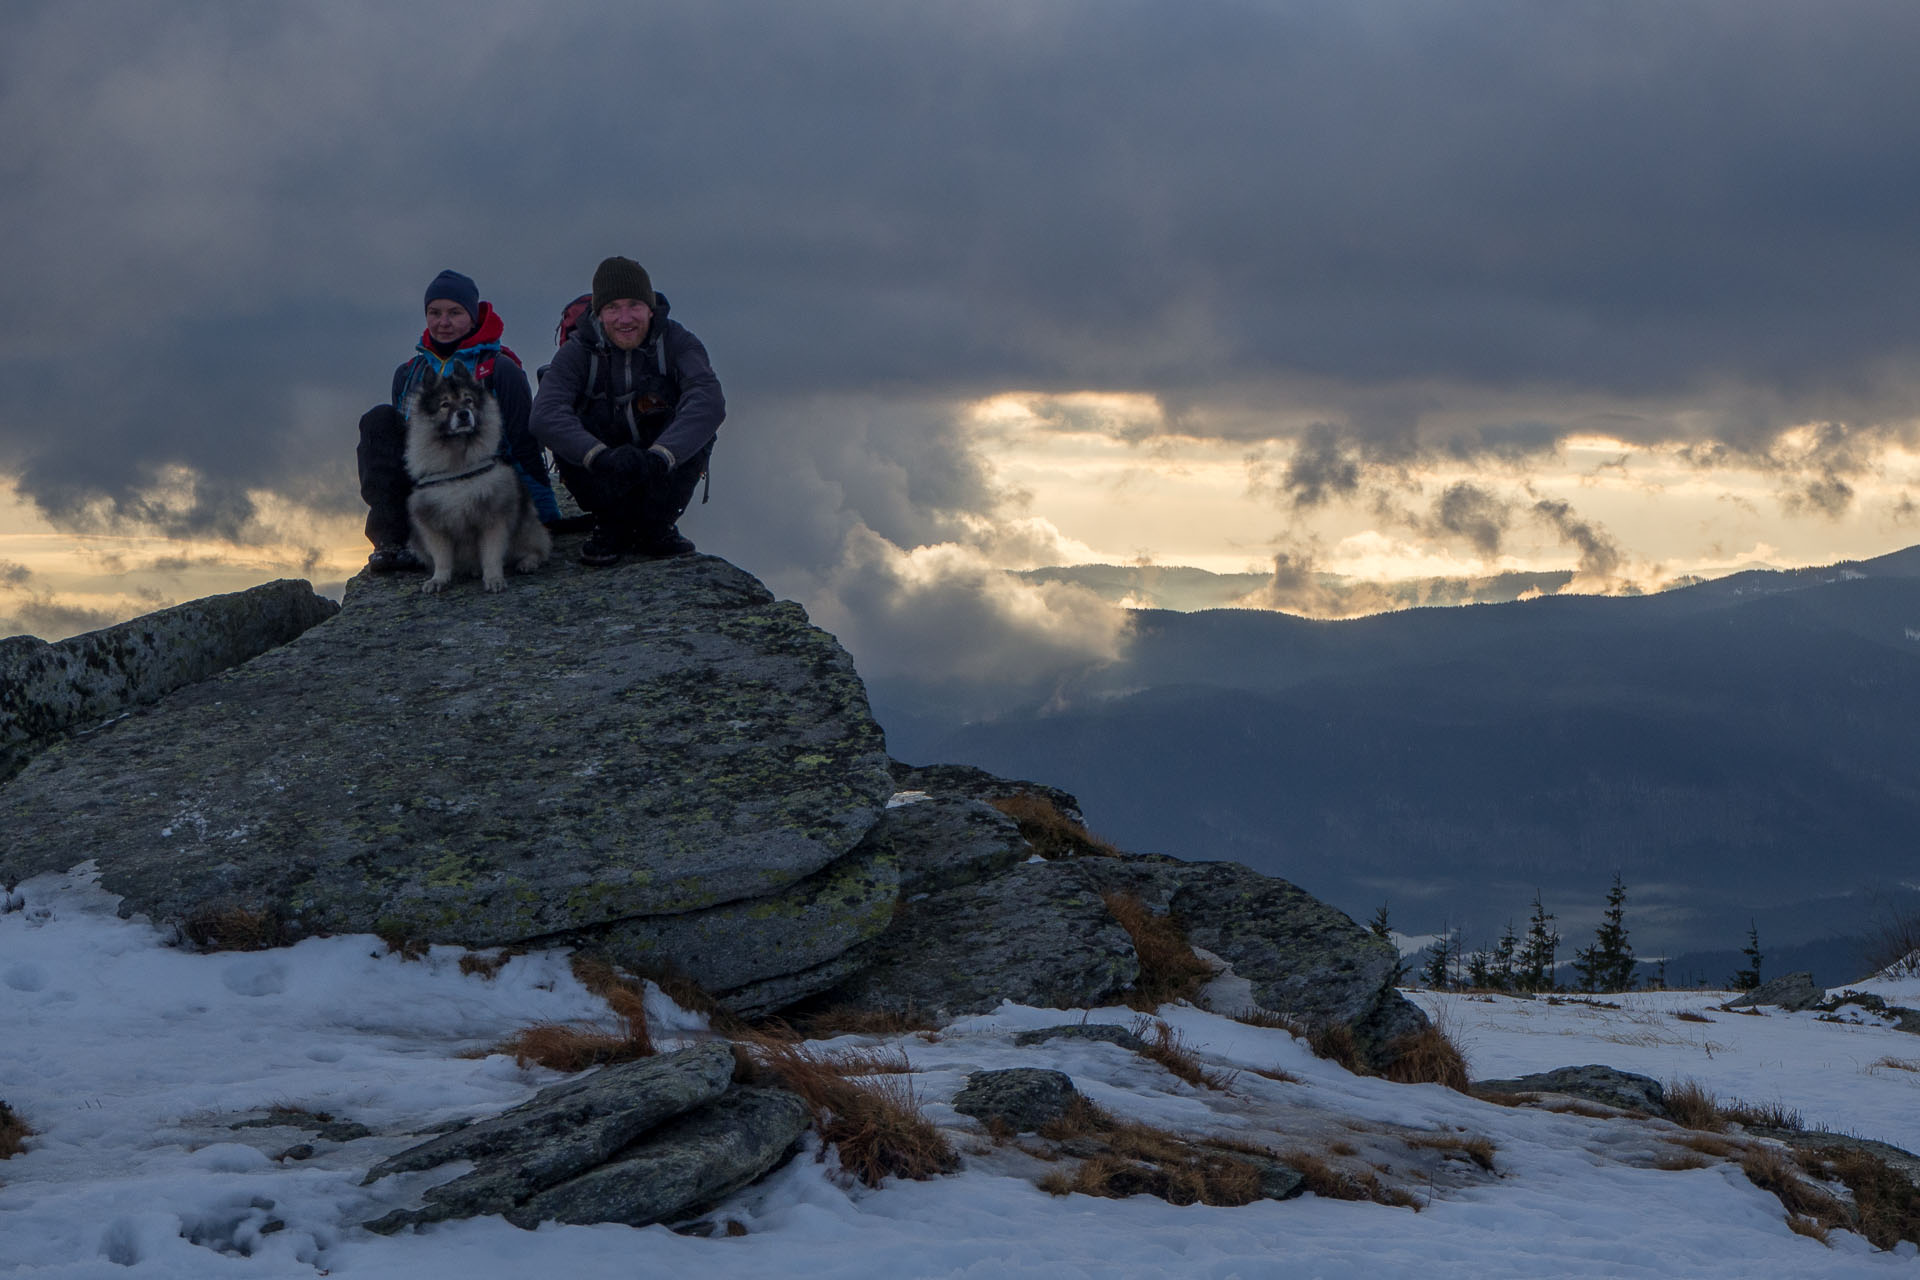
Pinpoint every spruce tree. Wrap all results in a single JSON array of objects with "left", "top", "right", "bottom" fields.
[
  {"left": 1516, "top": 893, "right": 1560, "bottom": 992},
  {"left": 1466, "top": 942, "right": 1493, "bottom": 990},
  {"left": 1369, "top": 903, "right": 1410, "bottom": 983},
  {"left": 1730, "top": 921, "right": 1763, "bottom": 990},
  {"left": 1491, "top": 920, "right": 1519, "bottom": 992},
  {"left": 1421, "top": 924, "right": 1457, "bottom": 990},
  {"left": 1572, "top": 874, "right": 1636, "bottom": 992}
]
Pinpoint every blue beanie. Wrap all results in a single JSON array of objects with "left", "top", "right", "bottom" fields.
[{"left": 424, "top": 269, "right": 480, "bottom": 319}]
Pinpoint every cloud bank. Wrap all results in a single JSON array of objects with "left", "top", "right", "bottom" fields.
[{"left": 6, "top": 0, "right": 1920, "bottom": 677}]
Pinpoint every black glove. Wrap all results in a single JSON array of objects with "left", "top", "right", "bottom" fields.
[{"left": 591, "top": 445, "right": 650, "bottom": 487}]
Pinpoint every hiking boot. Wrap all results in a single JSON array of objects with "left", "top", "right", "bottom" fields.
[
  {"left": 633, "top": 527, "right": 696, "bottom": 558},
  {"left": 366, "top": 545, "right": 424, "bottom": 573},
  {"left": 578, "top": 525, "right": 630, "bottom": 566}
]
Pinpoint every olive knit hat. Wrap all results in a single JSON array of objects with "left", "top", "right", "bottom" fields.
[
  {"left": 424, "top": 269, "right": 480, "bottom": 319},
  {"left": 592, "top": 256, "right": 656, "bottom": 313}
]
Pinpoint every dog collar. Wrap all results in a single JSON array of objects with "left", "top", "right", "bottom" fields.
[{"left": 412, "top": 460, "right": 500, "bottom": 488}]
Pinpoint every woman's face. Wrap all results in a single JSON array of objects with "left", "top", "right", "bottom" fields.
[{"left": 425, "top": 300, "right": 473, "bottom": 346}]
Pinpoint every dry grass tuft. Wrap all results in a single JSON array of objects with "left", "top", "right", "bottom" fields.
[
  {"left": 496, "top": 1018, "right": 648, "bottom": 1073},
  {"left": 374, "top": 924, "right": 429, "bottom": 962},
  {"left": 1379, "top": 1025, "right": 1470, "bottom": 1092},
  {"left": 1655, "top": 1151, "right": 1715, "bottom": 1171},
  {"left": 1037, "top": 1095, "right": 1119, "bottom": 1142},
  {"left": 1785, "top": 1214, "right": 1831, "bottom": 1243},
  {"left": 794, "top": 1005, "right": 941, "bottom": 1039},
  {"left": 1406, "top": 1132, "right": 1497, "bottom": 1173},
  {"left": 1307, "top": 1023, "right": 1366, "bottom": 1073},
  {"left": 1672, "top": 1010, "right": 1714, "bottom": 1023},
  {"left": 458, "top": 948, "right": 522, "bottom": 980},
  {"left": 0, "top": 1101, "right": 30, "bottom": 1159},
  {"left": 1102, "top": 892, "right": 1214, "bottom": 1010},
  {"left": 1795, "top": 1146, "right": 1920, "bottom": 1250},
  {"left": 1280, "top": 1150, "right": 1421, "bottom": 1210},
  {"left": 1663, "top": 1079, "right": 1727, "bottom": 1132},
  {"left": 746, "top": 1043, "right": 957, "bottom": 1187},
  {"left": 1038, "top": 1118, "right": 1267, "bottom": 1208},
  {"left": 1721, "top": 1099, "right": 1803, "bottom": 1131},
  {"left": 1249, "top": 1065, "right": 1305, "bottom": 1085},
  {"left": 1870, "top": 1056, "right": 1920, "bottom": 1073},
  {"left": 1674, "top": 1133, "right": 1742, "bottom": 1158},
  {"left": 988, "top": 793, "right": 1120, "bottom": 859},
  {"left": 1226, "top": 1006, "right": 1307, "bottom": 1034},
  {"left": 1862, "top": 908, "right": 1920, "bottom": 979},
  {"left": 1740, "top": 1146, "right": 1849, "bottom": 1239},
  {"left": 1130, "top": 1018, "right": 1236, "bottom": 1091},
  {"left": 1044, "top": 1150, "right": 1264, "bottom": 1207},
  {"left": 183, "top": 906, "right": 289, "bottom": 952},
  {"left": 494, "top": 956, "right": 655, "bottom": 1070}
]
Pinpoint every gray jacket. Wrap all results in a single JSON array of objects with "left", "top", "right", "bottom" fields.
[{"left": 530, "top": 292, "right": 724, "bottom": 471}]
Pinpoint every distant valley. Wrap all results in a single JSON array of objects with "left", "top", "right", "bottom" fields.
[{"left": 877, "top": 547, "right": 1920, "bottom": 985}]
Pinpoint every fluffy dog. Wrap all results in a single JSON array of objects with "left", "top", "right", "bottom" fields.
[{"left": 403, "top": 363, "right": 550, "bottom": 593}]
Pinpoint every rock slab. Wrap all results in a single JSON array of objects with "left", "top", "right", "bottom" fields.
[
  {"left": 365, "top": 1042, "right": 807, "bottom": 1231},
  {"left": 0, "top": 579, "right": 336, "bottom": 783}
]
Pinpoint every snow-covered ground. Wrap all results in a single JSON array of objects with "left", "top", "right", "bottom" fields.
[{"left": 4, "top": 865, "right": 1918, "bottom": 1278}]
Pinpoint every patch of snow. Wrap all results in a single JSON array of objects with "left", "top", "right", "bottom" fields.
[{"left": 4, "top": 868, "right": 1919, "bottom": 1276}]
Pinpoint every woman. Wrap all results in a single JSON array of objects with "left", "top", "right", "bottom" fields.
[{"left": 356, "top": 269, "right": 559, "bottom": 572}]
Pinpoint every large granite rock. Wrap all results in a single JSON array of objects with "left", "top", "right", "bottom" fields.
[
  {"left": 0, "top": 579, "right": 335, "bottom": 783},
  {"left": 0, "top": 555, "right": 897, "bottom": 1004}
]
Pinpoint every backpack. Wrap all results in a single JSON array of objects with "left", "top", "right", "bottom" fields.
[{"left": 553, "top": 292, "right": 592, "bottom": 347}]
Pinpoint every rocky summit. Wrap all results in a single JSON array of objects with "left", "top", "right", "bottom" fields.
[
  {"left": 1, "top": 552, "right": 896, "bottom": 1007},
  {"left": 0, "top": 549, "right": 1423, "bottom": 1041}
]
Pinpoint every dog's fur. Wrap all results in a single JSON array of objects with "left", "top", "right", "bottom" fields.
[{"left": 403, "top": 364, "right": 550, "bottom": 593}]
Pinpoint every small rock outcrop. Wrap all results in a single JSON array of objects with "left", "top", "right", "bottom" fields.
[
  {"left": 1473, "top": 1064, "right": 1670, "bottom": 1117},
  {"left": 0, "top": 579, "right": 335, "bottom": 783},
  {"left": 363, "top": 1041, "right": 808, "bottom": 1231},
  {"left": 951, "top": 1068, "right": 1081, "bottom": 1133},
  {"left": 1726, "top": 971, "right": 1825, "bottom": 1012}
]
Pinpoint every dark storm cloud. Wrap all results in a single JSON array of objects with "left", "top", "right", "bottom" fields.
[
  {"left": 1427, "top": 483, "right": 1514, "bottom": 558},
  {"left": 8, "top": 0, "right": 1920, "bottom": 665},
  {"left": 1275, "top": 424, "right": 1363, "bottom": 510},
  {"left": 1532, "top": 498, "right": 1624, "bottom": 580}
]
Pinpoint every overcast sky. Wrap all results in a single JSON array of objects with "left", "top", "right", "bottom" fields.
[{"left": 5, "top": 0, "right": 1920, "bottom": 687}]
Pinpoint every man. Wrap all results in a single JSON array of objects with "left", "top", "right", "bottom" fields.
[
  {"left": 356, "top": 269, "right": 558, "bottom": 572},
  {"left": 530, "top": 256, "right": 724, "bottom": 564}
]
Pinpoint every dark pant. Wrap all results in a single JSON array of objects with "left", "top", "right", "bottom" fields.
[
  {"left": 357, "top": 405, "right": 412, "bottom": 548},
  {"left": 555, "top": 442, "right": 711, "bottom": 538}
]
